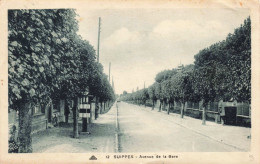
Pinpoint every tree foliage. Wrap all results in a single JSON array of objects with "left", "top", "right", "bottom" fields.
[
  {"left": 8, "top": 9, "right": 115, "bottom": 110},
  {"left": 193, "top": 17, "right": 251, "bottom": 103}
]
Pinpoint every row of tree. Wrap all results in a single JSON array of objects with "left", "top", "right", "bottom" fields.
[
  {"left": 8, "top": 9, "right": 115, "bottom": 152},
  {"left": 120, "top": 17, "right": 251, "bottom": 125}
]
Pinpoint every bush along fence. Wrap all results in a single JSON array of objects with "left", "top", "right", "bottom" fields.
[
  {"left": 119, "top": 17, "right": 251, "bottom": 127},
  {"left": 8, "top": 9, "right": 115, "bottom": 153}
]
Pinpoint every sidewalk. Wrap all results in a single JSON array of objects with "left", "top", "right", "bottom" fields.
[
  {"left": 32, "top": 103, "right": 117, "bottom": 153},
  {"left": 126, "top": 102, "right": 251, "bottom": 151}
]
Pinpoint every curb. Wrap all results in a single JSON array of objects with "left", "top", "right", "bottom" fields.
[{"left": 114, "top": 103, "right": 120, "bottom": 153}]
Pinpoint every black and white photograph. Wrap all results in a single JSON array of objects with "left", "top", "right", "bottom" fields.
[{"left": 0, "top": 0, "right": 260, "bottom": 163}]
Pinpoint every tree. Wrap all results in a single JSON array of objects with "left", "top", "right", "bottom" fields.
[
  {"left": 141, "top": 88, "right": 149, "bottom": 107},
  {"left": 148, "top": 84, "right": 156, "bottom": 110},
  {"left": 123, "top": 91, "right": 128, "bottom": 95},
  {"left": 224, "top": 17, "right": 251, "bottom": 102},
  {"left": 161, "top": 80, "right": 169, "bottom": 111},
  {"left": 163, "top": 73, "right": 178, "bottom": 115},
  {"left": 193, "top": 47, "right": 219, "bottom": 125},
  {"left": 155, "top": 69, "right": 173, "bottom": 83},
  {"left": 8, "top": 9, "right": 80, "bottom": 152},
  {"left": 171, "top": 65, "right": 194, "bottom": 118},
  {"left": 154, "top": 82, "right": 163, "bottom": 111}
]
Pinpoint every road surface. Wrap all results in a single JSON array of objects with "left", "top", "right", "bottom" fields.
[{"left": 117, "top": 102, "right": 240, "bottom": 152}]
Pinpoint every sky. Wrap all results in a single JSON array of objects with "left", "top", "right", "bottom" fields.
[{"left": 76, "top": 8, "right": 249, "bottom": 95}]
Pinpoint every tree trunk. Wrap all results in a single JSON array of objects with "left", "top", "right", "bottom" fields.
[
  {"left": 167, "top": 101, "right": 170, "bottom": 115},
  {"left": 44, "top": 100, "right": 50, "bottom": 122},
  {"left": 172, "top": 100, "right": 175, "bottom": 113},
  {"left": 180, "top": 102, "right": 184, "bottom": 118},
  {"left": 202, "top": 101, "right": 207, "bottom": 125},
  {"left": 202, "top": 106, "right": 206, "bottom": 125},
  {"left": 159, "top": 100, "right": 162, "bottom": 112},
  {"left": 100, "top": 101, "right": 102, "bottom": 114},
  {"left": 18, "top": 99, "right": 33, "bottom": 153},
  {"left": 163, "top": 99, "right": 166, "bottom": 111},
  {"left": 152, "top": 100, "right": 154, "bottom": 110},
  {"left": 95, "top": 97, "right": 99, "bottom": 120},
  {"left": 73, "top": 97, "right": 79, "bottom": 138},
  {"left": 65, "top": 114, "right": 69, "bottom": 124},
  {"left": 162, "top": 100, "right": 164, "bottom": 111},
  {"left": 64, "top": 99, "right": 70, "bottom": 124},
  {"left": 48, "top": 102, "right": 53, "bottom": 123}
]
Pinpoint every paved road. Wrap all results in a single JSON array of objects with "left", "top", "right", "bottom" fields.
[{"left": 117, "top": 102, "right": 239, "bottom": 152}]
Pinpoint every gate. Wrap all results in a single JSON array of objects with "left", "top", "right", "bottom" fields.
[{"left": 224, "top": 107, "right": 237, "bottom": 125}]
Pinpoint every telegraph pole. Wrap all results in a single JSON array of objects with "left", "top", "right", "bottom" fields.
[
  {"left": 112, "top": 76, "right": 115, "bottom": 92},
  {"left": 94, "top": 17, "right": 101, "bottom": 127},
  {"left": 97, "top": 17, "right": 101, "bottom": 63}
]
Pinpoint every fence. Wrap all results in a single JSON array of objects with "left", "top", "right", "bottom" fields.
[
  {"left": 186, "top": 102, "right": 199, "bottom": 110},
  {"left": 130, "top": 98, "right": 251, "bottom": 119},
  {"left": 236, "top": 102, "right": 250, "bottom": 117},
  {"left": 208, "top": 102, "right": 218, "bottom": 113}
]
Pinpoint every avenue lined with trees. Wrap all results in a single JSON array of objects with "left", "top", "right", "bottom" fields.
[
  {"left": 120, "top": 17, "right": 251, "bottom": 125},
  {"left": 7, "top": 9, "right": 251, "bottom": 154},
  {"left": 8, "top": 9, "right": 115, "bottom": 153}
]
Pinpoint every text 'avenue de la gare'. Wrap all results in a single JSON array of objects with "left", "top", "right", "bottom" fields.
[{"left": 112, "top": 155, "right": 179, "bottom": 159}]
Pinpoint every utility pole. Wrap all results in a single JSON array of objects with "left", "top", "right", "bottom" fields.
[
  {"left": 97, "top": 17, "right": 101, "bottom": 63},
  {"left": 95, "top": 17, "right": 101, "bottom": 126},
  {"left": 112, "top": 76, "right": 115, "bottom": 92},
  {"left": 109, "top": 62, "right": 111, "bottom": 83}
]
